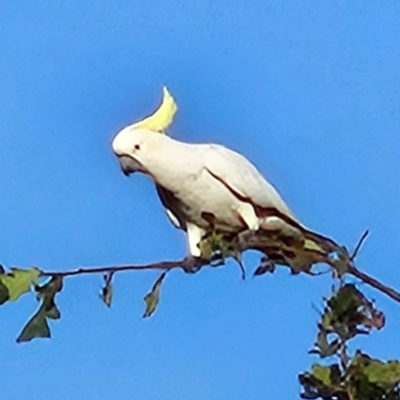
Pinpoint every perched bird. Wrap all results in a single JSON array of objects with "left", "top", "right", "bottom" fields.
[{"left": 112, "top": 88, "right": 339, "bottom": 271}]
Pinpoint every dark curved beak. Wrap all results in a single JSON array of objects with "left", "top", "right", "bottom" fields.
[{"left": 118, "top": 155, "right": 144, "bottom": 176}]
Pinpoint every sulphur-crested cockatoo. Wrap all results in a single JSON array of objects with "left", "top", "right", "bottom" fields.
[{"left": 112, "top": 87, "right": 337, "bottom": 268}]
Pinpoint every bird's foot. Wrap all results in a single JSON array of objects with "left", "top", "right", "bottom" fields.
[
  {"left": 210, "top": 250, "right": 225, "bottom": 267},
  {"left": 181, "top": 255, "right": 207, "bottom": 274},
  {"left": 254, "top": 255, "right": 276, "bottom": 276}
]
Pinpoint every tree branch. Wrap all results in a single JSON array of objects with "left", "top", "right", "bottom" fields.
[
  {"left": 347, "top": 265, "right": 400, "bottom": 304},
  {"left": 350, "top": 230, "right": 370, "bottom": 261},
  {"left": 41, "top": 256, "right": 208, "bottom": 278},
  {"left": 38, "top": 229, "right": 400, "bottom": 306}
]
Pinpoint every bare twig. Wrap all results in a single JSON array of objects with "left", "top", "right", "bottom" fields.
[
  {"left": 350, "top": 230, "right": 370, "bottom": 261},
  {"left": 339, "top": 230, "right": 400, "bottom": 304},
  {"left": 338, "top": 341, "right": 349, "bottom": 371},
  {"left": 38, "top": 228, "right": 400, "bottom": 306},
  {"left": 347, "top": 265, "right": 400, "bottom": 304},
  {"left": 41, "top": 256, "right": 208, "bottom": 278}
]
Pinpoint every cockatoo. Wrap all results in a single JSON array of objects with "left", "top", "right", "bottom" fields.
[{"left": 112, "top": 87, "right": 339, "bottom": 270}]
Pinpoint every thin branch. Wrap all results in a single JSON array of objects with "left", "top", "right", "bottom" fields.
[
  {"left": 338, "top": 341, "right": 350, "bottom": 371},
  {"left": 40, "top": 256, "right": 208, "bottom": 278},
  {"left": 341, "top": 230, "right": 400, "bottom": 304},
  {"left": 350, "top": 230, "right": 370, "bottom": 261},
  {"left": 347, "top": 265, "right": 400, "bottom": 304},
  {"left": 38, "top": 228, "right": 400, "bottom": 306},
  {"left": 40, "top": 255, "right": 400, "bottom": 304}
]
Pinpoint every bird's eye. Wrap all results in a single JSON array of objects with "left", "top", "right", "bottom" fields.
[{"left": 134, "top": 144, "right": 141, "bottom": 151}]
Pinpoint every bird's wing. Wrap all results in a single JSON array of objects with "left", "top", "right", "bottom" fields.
[
  {"left": 202, "top": 144, "right": 340, "bottom": 265},
  {"left": 202, "top": 144, "right": 300, "bottom": 225},
  {"left": 155, "top": 184, "right": 187, "bottom": 230}
]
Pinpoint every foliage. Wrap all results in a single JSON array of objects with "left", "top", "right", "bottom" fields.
[
  {"left": 1, "top": 232, "right": 399, "bottom": 399},
  {"left": 0, "top": 267, "right": 40, "bottom": 304},
  {"left": 299, "top": 284, "right": 399, "bottom": 400},
  {"left": 143, "top": 272, "right": 167, "bottom": 318},
  {"left": 17, "top": 276, "right": 63, "bottom": 343}
]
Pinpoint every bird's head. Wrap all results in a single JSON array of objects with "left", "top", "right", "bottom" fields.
[
  {"left": 112, "top": 127, "right": 164, "bottom": 176},
  {"left": 111, "top": 87, "right": 177, "bottom": 177}
]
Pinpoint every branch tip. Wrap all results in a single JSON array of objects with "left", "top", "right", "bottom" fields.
[{"left": 350, "top": 229, "right": 370, "bottom": 261}]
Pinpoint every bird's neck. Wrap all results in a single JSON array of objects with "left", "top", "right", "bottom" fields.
[{"left": 146, "top": 135, "right": 201, "bottom": 191}]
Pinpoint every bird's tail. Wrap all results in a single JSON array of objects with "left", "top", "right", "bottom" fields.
[{"left": 257, "top": 217, "right": 340, "bottom": 273}]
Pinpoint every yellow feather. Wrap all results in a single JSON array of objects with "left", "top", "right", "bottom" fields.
[{"left": 131, "top": 87, "right": 177, "bottom": 133}]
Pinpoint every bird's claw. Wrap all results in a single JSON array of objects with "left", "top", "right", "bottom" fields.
[
  {"left": 254, "top": 255, "right": 276, "bottom": 276},
  {"left": 181, "top": 256, "right": 205, "bottom": 274},
  {"left": 210, "top": 250, "right": 225, "bottom": 267}
]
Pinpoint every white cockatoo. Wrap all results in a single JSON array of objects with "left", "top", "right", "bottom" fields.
[{"left": 112, "top": 87, "right": 338, "bottom": 268}]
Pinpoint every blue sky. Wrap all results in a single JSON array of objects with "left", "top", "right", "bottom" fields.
[{"left": 1, "top": 1, "right": 400, "bottom": 399}]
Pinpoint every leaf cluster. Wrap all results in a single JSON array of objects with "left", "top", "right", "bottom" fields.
[
  {"left": 300, "top": 355, "right": 400, "bottom": 400},
  {"left": 300, "top": 284, "right": 398, "bottom": 400},
  {"left": 17, "top": 276, "right": 63, "bottom": 342}
]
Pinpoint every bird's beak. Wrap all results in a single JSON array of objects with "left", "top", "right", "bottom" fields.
[{"left": 118, "top": 155, "right": 145, "bottom": 176}]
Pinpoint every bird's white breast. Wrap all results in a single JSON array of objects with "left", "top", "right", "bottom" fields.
[{"left": 168, "top": 167, "right": 247, "bottom": 232}]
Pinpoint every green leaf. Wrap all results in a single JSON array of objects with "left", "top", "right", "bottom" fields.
[
  {"left": 328, "top": 284, "right": 364, "bottom": 317},
  {"left": 320, "top": 284, "right": 385, "bottom": 341},
  {"left": 16, "top": 276, "right": 63, "bottom": 343},
  {"left": 346, "top": 353, "right": 400, "bottom": 399},
  {"left": 199, "top": 231, "right": 226, "bottom": 259},
  {"left": 0, "top": 267, "right": 41, "bottom": 302},
  {"left": 100, "top": 273, "right": 113, "bottom": 308},
  {"left": 0, "top": 279, "right": 10, "bottom": 305},
  {"left": 312, "top": 364, "right": 332, "bottom": 386},
  {"left": 143, "top": 272, "right": 167, "bottom": 318},
  {"left": 364, "top": 359, "right": 400, "bottom": 389},
  {"left": 16, "top": 309, "right": 51, "bottom": 342},
  {"left": 299, "top": 364, "right": 344, "bottom": 400}
]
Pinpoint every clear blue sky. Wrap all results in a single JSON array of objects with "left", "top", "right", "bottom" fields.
[{"left": 1, "top": 1, "right": 400, "bottom": 399}]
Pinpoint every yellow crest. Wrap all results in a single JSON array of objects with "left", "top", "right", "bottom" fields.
[{"left": 131, "top": 87, "right": 177, "bottom": 133}]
